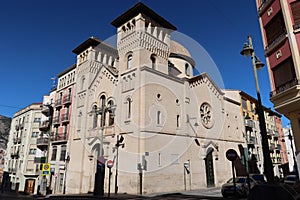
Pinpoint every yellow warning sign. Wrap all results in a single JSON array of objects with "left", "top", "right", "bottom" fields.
[{"left": 42, "top": 163, "right": 50, "bottom": 176}]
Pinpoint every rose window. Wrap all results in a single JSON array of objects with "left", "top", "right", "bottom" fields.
[{"left": 200, "top": 102, "right": 214, "bottom": 129}]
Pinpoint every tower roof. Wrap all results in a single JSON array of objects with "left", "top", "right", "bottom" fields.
[{"left": 111, "top": 2, "right": 177, "bottom": 31}]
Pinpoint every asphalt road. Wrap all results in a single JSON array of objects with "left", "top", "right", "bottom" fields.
[{"left": 0, "top": 192, "right": 229, "bottom": 200}]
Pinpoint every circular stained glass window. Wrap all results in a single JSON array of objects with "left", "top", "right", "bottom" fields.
[{"left": 200, "top": 102, "right": 214, "bottom": 129}]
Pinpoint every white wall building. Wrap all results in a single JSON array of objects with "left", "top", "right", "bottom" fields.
[
  {"left": 66, "top": 3, "right": 246, "bottom": 195},
  {"left": 4, "top": 103, "right": 42, "bottom": 194}
]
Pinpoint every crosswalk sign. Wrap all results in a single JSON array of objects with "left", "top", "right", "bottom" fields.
[{"left": 42, "top": 163, "right": 50, "bottom": 176}]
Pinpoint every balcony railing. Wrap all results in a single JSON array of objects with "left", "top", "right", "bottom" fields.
[
  {"left": 245, "top": 119, "right": 255, "bottom": 128},
  {"left": 270, "top": 78, "right": 299, "bottom": 97},
  {"left": 39, "top": 120, "right": 50, "bottom": 131},
  {"left": 36, "top": 137, "right": 49, "bottom": 145},
  {"left": 63, "top": 95, "right": 72, "bottom": 105},
  {"left": 258, "top": 0, "right": 274, "bottom": 16},
  {"left": 41, "top": 105, "right": 52, "bottom": 116},
  {"left": 55, "top": 99, "right": 62, "bottom": 108},
  {"left": 61, "top": 113, "right": 70, "bottom": 124},
  {"left": 53, "top": 116, "right": 60, "bottom": 126},
  {"left": 264, "top": 31, "right": 287, "bottom": 55},
  {"left": 248, "top": 136, "right": 256, "bottom": 145},
  {"left": 51, "top": 133, "right": 67, "bottom": 142}
]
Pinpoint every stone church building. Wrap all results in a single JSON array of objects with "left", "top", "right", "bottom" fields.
[{"left": 66, "top": 3, "right": 245, "bottom": 195}]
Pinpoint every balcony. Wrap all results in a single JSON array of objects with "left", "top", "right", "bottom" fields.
[
  {"left": 245, "top": 119, "right": 255, "bottom": 128},
  {"left": 63, "top": 95, "right": 72, "bottom": 105},
  {"left": 39, "top": 120, "right": 50, "bottom": 131},
  {"left": 53, "top": 116, "right": 60, "bottom": 126},
  {"left": 55, "top": 99, "right": 62, "bottom": 108},
  {"left": 41, "top": 105, "right": 52, "bottom": 116},
  {"left": 51, "top": 133, "right": 67, "bottom": 143},
  {"left": 270, "top": 78, "right": 299, "bottom": 97},
  {"left": 258, "top": 0, "right": 274, "bottom": 16},
  {"left": 11, "top": 152, "right": 19, "bottom": 159},
  {"left": 264, "top": 32, "right": 287, "bottom": 56},
  {"left": 37, "top": 137, "right": 49, "bottom": 151},
  {"left": 20, "top": 122, "right": 24, "bottom": 129},
  {"left": 269, "top": 143, "right": 275, "bottom": 152},
  {"left": 61, "top": 114, "right": 70, "bottom": 124}
]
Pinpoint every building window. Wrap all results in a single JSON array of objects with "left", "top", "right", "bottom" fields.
[
  {"left": 127, "top": 54, "right": 133, "bottom": 69},
  {"left": 157, "top": 111, "right": 161, "bottom": 125},
  {"left": 31, "top": 132, "right": 38, "bottom": 138},
  {"left": 272, "top": 57, "right": 296, "bottom": 91},
  {"left": 291, "top": 1, "right": 300, "bottom": 26},
  {"left": 200, "top": 102, "right": 214, "bottom": 129},
  {"left": 158, "top": 152, "right": 162, "bottom": 166},
  {"left": 151, "top": 54, "right": 156, "bottom": 69},
  {"left": 176, "top": 115, "right": 180, "bottom": 128},
  {"left": 51, "top": 146, "right": 57, "bottom": 161},
  {"left": 108, "top": 100, "right": 115, "bottom": 126},
  {"left": 60, "top": 145, "right": 66, "bottom": 161},
  {"left": 242, "top": 99, "right": 247, "bottom": 110},
  {"left": 29, "top": 148, "right": 36, "bottom": 155},
  {"left": 100, "top": 95, "right": 106, "bottom": 127},
  {"left": 126, "top": 97, "right": 132, "bottom": 119},
  {"left": 92, "top": 105, "right": 98, "bottom": 129},
  {"left": 265, "top": 11, "right": 285, "bottom": 46},
  {"left": 34, "top": 118, "right": 41, "bottom": 123},
  {"left": 185, "top": 63, "right": 190, "bottom": 76},
  {"left": 59, "top": 173, "right": 64, "bottom": 192}
]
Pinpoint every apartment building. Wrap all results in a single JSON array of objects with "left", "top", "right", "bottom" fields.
[
  {"left": 224, "top": 90, "right": 287, "bottom": 177},
  {"left": 4, "top": 103, "right": 42, "bottom": 194},
  {"left": 256, "top": 0, "right": 300, "bottom": 172}
]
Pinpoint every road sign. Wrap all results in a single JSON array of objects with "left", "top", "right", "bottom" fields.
[
  {"left": 42, "top": 163, "right": 50, "bottom": 176},
  {"left": 107, "top": 160, "right": 114, "bottom": 168},
  {"left": 226, "top": 149, "right": 238, "bottom": 161}
]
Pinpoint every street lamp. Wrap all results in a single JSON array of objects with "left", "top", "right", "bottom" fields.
[
  {"left": 240, "top": 35, "right": 274, "bottom": 183},
  {"left": 114, "top": 135, "right": 124, "bottom": 194}
]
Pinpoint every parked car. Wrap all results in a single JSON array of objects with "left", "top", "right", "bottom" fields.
[
  {"left": 284, "top": 175, "right": 298, "bottom": 186},
  {"left": 221, "top": 176, "right": 257, "bottom": 198},
  {"left": 249, "top": 174, "right": 266, "bottom": 184}
]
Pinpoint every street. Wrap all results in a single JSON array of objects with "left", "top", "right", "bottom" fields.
[{"left": 0, "top": 191, "right": 231, "bottom": 200}]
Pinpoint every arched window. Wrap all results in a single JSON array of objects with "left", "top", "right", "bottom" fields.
[
  {"left": 100, "top": 95, "right": 106, "bottom": 127},
  {"left": 127, "top": 54, "right": 133, "bottom": 69},
  {"left": 177, "top": 115, "right": 180, "bottom": 128},
  {"left": 92, "top": 105, "right": 98, "bottom": 128},
  {"left": 127, "top": 97, "right": 132, "bottom": 119},
  {"left": 185, "top": 63, "right": 190, "bottom": 76},
  {"left": 108, "top": 100, "right": 115, "bottom": 126},
  {"left": 151, "top": 54, "right": 156, "bottom": 69},
  {"left": 157, "top": 111, "right": 161, "bottom": 125}
]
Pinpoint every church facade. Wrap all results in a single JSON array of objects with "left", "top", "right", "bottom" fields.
[{"left": 66, "top": 3, "right": 245, "bottom": 195}]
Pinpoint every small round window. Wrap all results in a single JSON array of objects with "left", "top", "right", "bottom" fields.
[{"left": 200, "top": 102, "right": 214, "bottom": 129}]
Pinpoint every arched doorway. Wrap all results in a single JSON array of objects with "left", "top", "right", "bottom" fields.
[{"left": 205, "top": 148, "right": 215, "bottom": 187}]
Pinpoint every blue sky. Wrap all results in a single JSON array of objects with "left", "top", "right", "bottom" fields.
[{"left": 0, "top": 0, "right": 289, "bottom": 125}]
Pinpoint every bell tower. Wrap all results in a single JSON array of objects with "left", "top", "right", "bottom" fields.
[{"left": 111, "top": 2, "right": 177, "bottom": 74}]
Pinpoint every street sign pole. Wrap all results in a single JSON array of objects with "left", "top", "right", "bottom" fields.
[
  {"left": 107, "top": 160, "right": 114, "bottom": 198},
  {"left": 226, "top": 149, "right": 238, "bottom": 198}
]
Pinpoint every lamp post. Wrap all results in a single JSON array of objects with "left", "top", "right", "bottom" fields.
[
  {"left": 240, "top": 35, "right": 274, "bottom": 183},
  {"left": 114, "top": 135, "right": 124, "bottom": 194}
]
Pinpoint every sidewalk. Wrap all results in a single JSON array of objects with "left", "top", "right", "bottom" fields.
[{"left": 181, "top": 187, "right": 222, "bottom": 198}]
